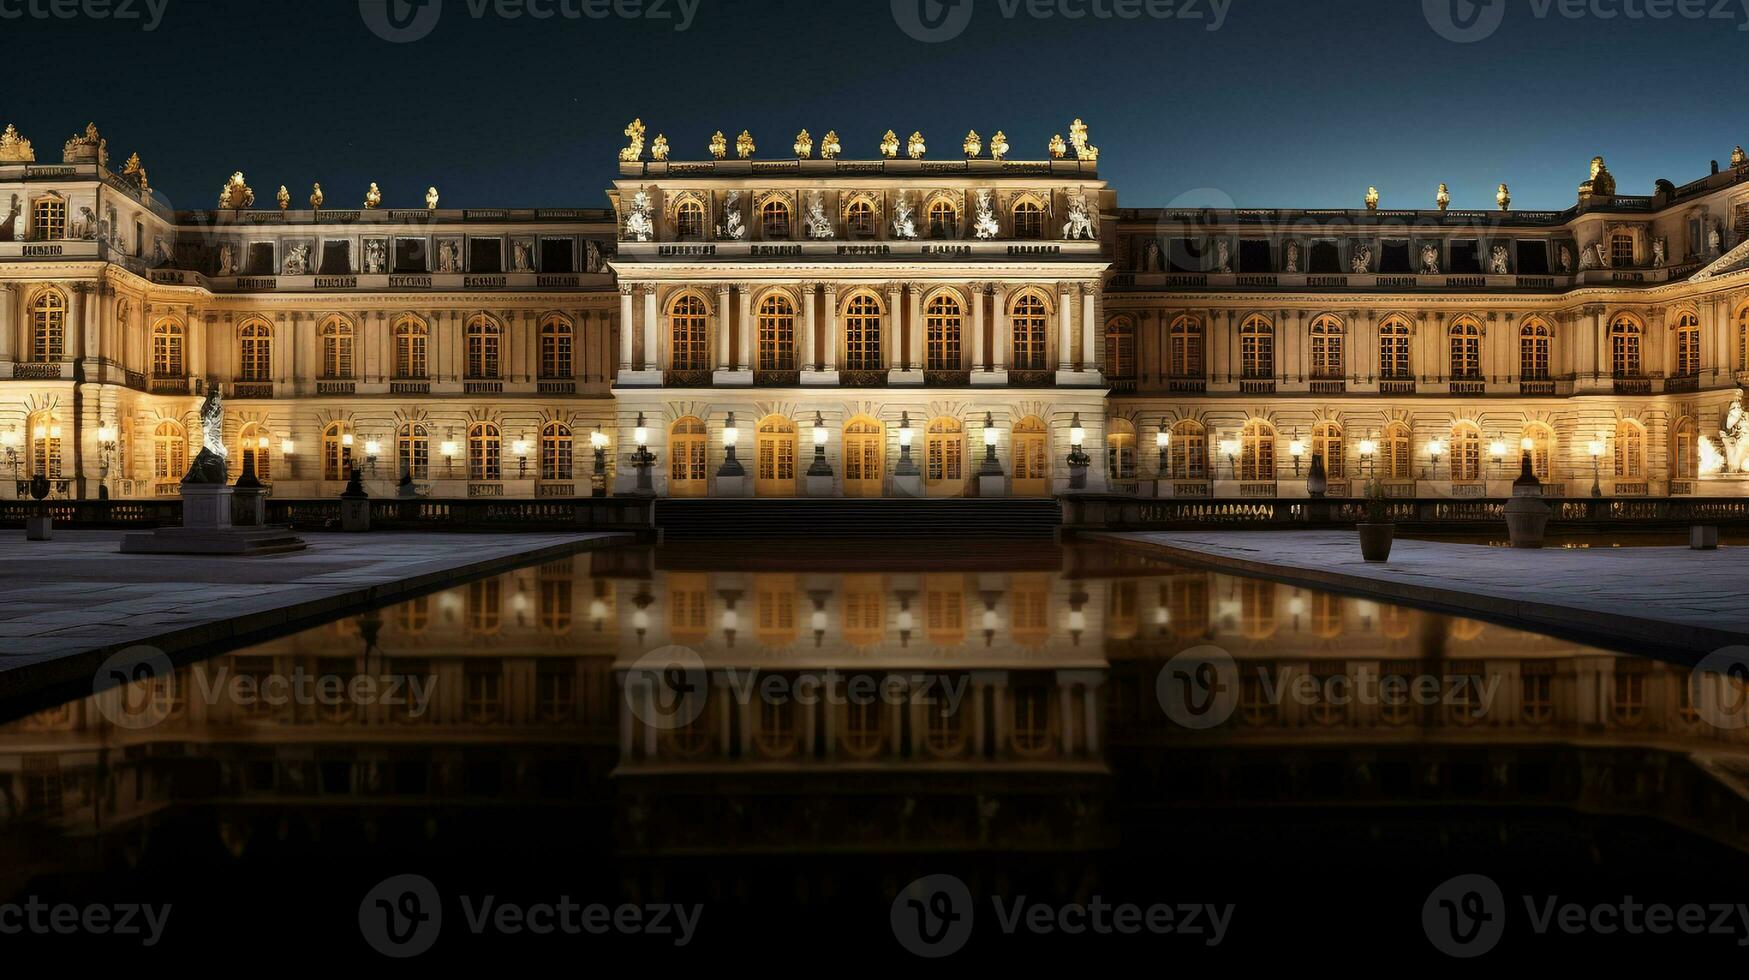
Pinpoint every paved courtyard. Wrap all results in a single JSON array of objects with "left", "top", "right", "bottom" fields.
[
  {"left": 0, "top": 530, "right": 630, "bottom": 701},
  {"left": 1096, "top": 530, "right": 1749, "bottom": 658}
]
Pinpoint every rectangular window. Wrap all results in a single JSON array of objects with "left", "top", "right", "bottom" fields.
[
  {"left": 468, "top": 238, "right": 501, "bottom": 273},
  {"left": 1308, "top": 240, "right": 1340, "bottom": 274},
  {"left": 1516, "top": 240, "right": 1549, "bottom": 275},
  {"left": 539, "top": 238, "right": 574, "bottom": 273},
  {"left": 393, "top": 238, "right": 426, "bottom": 273},
  {"left": 1238, "top": 240, "right": 1271, "bottom": 272},
  {"left": 1379, "top": 240, "right": 1412, "bottom": 273},
  {"left": 1611, "top": 235, "right": 1634, "bottom": 267},
  {"left": 1449, "top": 240, "right": 1481, "bottom": 274},
  {"left": 246, "top": 242, "right": 275, "bottom": 275},
  {"left": 319, "top": 241, "right": 351, "bottom": 275}
]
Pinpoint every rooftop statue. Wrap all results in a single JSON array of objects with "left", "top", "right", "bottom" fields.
[
  {"left": 1734, "top": 145, "right": 1748, "bottom": 168},
  {"left": 0, "top": 124, "right": 35, "bottom": 162},
  {"left": 709, "top": 131, "right": 727, "bottom": 160},
  {"left": 907, "top": 131, "right": 926, "bottom": 160},
  {"left": 218, "top": 171, "right": 254, "bottom": 210},
  {"left": 1069, "top": 118, "right": 1099, "bottom": 161},
  {"left": 989, "top": 131, "right": 1009, "bottom": 162},
  {"left": 1349, "top": 243, "right": 1370, "bottom": 274},
  {"left": 1578, "top": 155, "right": 1616, "bottom": 198},
  {"left": 736, "top": 130, "right": 755, "bottom": 159},
  {"left": 717, "top": 190, "right": 745, "bottom": 240},
  {"left": 1048, "top": 134, "right": 1067, "bottom": 159},
  {"left": 276, "top": 185, "right": 290, "bottom": 211},
  {"left": 425, "top": 185, "right": 439, "bottom": 210},
  {"left": 620, "top": 118, "right": 646, "bottom": 162},
  {"left": 651, "top": 134, "right": 669, "bottom": 161},
  {"left": 1497, "top": 182, "right": 1511, "bottom": 210},
  {"left": 62, "top": 122, "right": 105, "bottom": 166},
  {"left": 364, "top": 182, "right": 382, "bottom": 209},
  {"left": 820, "top": 130, "right": 841, "bottom": 160},
  {"left": 880, "top": 130, "right": 900, "bottom": 160},
  {"left": 121, "top": 152, "right": 149, "bottom": 195},
  {"left": 891, "top": 192, "right": 917, "bottom": 240},
  {"left": 794, "top": 129, "right": 813, "bottom": 159},
  {"left": 1364, "top": 186, "right": 1379, "bottom": 210},
  {"left": 963, "top": 130, "right": 981, "bottom": 159},
  {"left": 310, "top": 182, "right": 324, "bottom": 210},
  {"left": 1435, "top": 183, "right": 1450, "bottom": 211}
]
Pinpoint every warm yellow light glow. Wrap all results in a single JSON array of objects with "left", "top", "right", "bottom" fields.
[
  {"left": 365, "top": 440, "right": 382, "bottom": 458},
  {"left": 723, "top": 425, "right": 738, "bottom": 448},
  {"left": 634, "top": 425, "right": 648, "bottom": 447},
  {"left": 1218, "top": 438, "right": 1240, "bottom": 458},
  {"left": 1156, "top": 428, "right": 1170, "bottom": 451},
  {"left": 1070, "top": 424, "right": 1086, "bottom": 447},
  {"left": 32, "top": 425, "right": 46, "bottom": 440},
  {"left": 1357, "top": 439, "right": 1377, "bottom": 457},
  {"left": 1521, "top": 437, "right": 1535, "bottom": 452},
  {"left": 257, "top": 435, "right": 270, "bottom": 450},
  {"left": 440, "top": 441, "right": 458, "bottom": 458},
  {"left": 983, "top": 425, "right": 998, "bottom": 448},
  {"left": 96, "top": 426, "right": 116, "bottom": 443},
  {"left": 281, "top": 439, "right": 295, "bottom": 455},
  {"left": 1489, "top": 440, "right": 1507, "bottom": 459},
  {"left": 1588, "top": 439, "right": 1606, "bottom": 459},
  {"left": 1428, "top": 439, "right": 1445, "bottom": 457},
  {"left": 511, "top": 439, "right": 529, "bottom": 458},
  {"left": 590, "top": 430, "right": 607, "bottom": 450},
  {"left": 812, "top": 423, "right": 827, "bottom": 446},
  {"left": 342, "top": 432, "right": 354, "bottom": 447},
  {"left": 1288, "top": 439, "right": 1306, "bottom": 458},
  {"left": 899, "top": 427, "right": 913, "bottom": 448}
]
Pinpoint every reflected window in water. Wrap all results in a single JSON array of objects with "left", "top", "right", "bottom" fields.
[
  {"left": 1010, "top": 574, "right": 1050, "bottom": 647},
  {"left": 464, "top": 661, "right": 503, "bottom": 724},
  {"left": 841, "top": 698, "right": 884, "bottom": 758},
  {"left": 668, "top": 572, "right": 709, "bottom": 645},
  {"left": 926, "top": 574, "right": 965, "bottom": 647},
  {"left": 1240, "top": 579, "right": 1277, "bottom": 640},
  {"left": 757, "top": 699, "right": 797, "bottom": 758},
  {"left": 841, "top": 575, "right": 885, "bottom": 648},
  {"left": 1011, "top": 686, "right": 1050, "bottom": 756},
  {"left": 756, "top": 575, "right": 797, "bottom": 648},
  {"left": 1107, "top": 581, "right": 1137, "bottom": 640},
  {"left": 397, "top": 595, "right": 430, "bottom": 634},
  {"left": 1613, "top": 664, "right": 1647, "bottom": 727},
  {"left": 468, "top": 579, "right": 501, "bottom": 636},
  {"left": 1522, "top": 662, "right": 1554, "bottom": 725}
]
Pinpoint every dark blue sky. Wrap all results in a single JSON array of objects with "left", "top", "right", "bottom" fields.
[{"left": 8, "top": 0, "right": 1745, "bottom": 212}]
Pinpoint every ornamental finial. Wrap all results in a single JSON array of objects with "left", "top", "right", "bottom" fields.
[
  {"left": 1435, "top": 183, "right": 1450, "bottom": 211},
  {"left": 651, "top": 135, "right": 669, "bottom": 162},
  {"left": 989, "top": 131, "right": 1009, "bottom": 162},
  {"left": 1496, "top": 182, "right": 1511, "bottom": 211},
  {"left": 619, "top": 118, "right": 646, "bottom": 162},
  {"left": 1069, "top": 118, "right": 1099, "bottom": 161},
  {"left": 1047, "top": 134, "right": 1067, "bottom": 159},
  {"left": 879, "top": 129, "right": 900, "bottom": 159},
  {"left": 310, "top": 182, "right": 324, "bottom": 210},
  {"left": 794, "top": 128, "right": 813, "bottom": 159},
  {"left": 364, "top": 182, "right": 382, "bottom": 209},
  {"left": 906, "top": 131, "right": 926, "bottom": 160},
  {"left": 1364, "top": 186, "right": 1380, "bottom": 210},
  {"left": 963, "top": 130, "right": 982, "bottom": 159},
  {"left": 218, "top": 172, "right": 254, "bottom": 210},
  {"left": 821, "top": 130, "right": 841, "bottom": 159},
  {"left": 709, "top": 131, "right": 727, "bottom": 160},
  {"left": 276, "top": 185, "right": 290, "bottom": 211},
  {"left": 0, "top": 124, "right": 34, "bottom": 162},
  {"left": 736, "top": 129, "right": 755, "bottom": 159}
]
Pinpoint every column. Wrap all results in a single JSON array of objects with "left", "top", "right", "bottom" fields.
[
  {"left": 992, "top": 285, "right": 1008, "bottom": 372},
  {"left": 0, "top": 283, "right": 15, "bottom": 364},
  {"left": 906, "top": 285, "right": 922, "bottom": 371},
  {"left": 970, "top": 281, "right": 986, "bottom": 372},
  {"left": 1056, "top": 283, "right": 1074, "bottom": 371},
  {"left": 801, "top": 282, "right": 818, "bottom": 371},
  {"left": 617, "top": 285, "right": 634, "bottom": 372},
  {"left": 821, "top": 284, "right": 838, "bottom": 373},
  {"left": 715, "top": 284, "right": 732, "bottom": 369},
  {"left": 737, "top": 284, "right": 754, "bottom": 371},
  {"left": 884, "top": 283, "right": 902, "bottom": 371},
  {"left": 1080, "top": 284, "right": 1097, "bottom": 374},
  {"left": 1210, "top": 309, "right": 1231, "bottom": 382},
  {"left": 641, "top": 287, "right": 658, "bottom": 372},
  {"left": 66, "top": 283, "right": 85, "bottom": 359}
]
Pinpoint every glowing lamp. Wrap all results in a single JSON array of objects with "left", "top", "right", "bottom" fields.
[
  {"left": 1288, "top": 439, "right": 1306, "bottom": 459},
  {"left": 983, "top": 411, "right": 998, "bottom": 448},
  {"left": 634, "top": 413, "right": 649, "bottom": 448},
  {"left": 49, "top": 425, "right": 61, "bottom": 440},
  {"left": 32, "top": 424, "right": 47, "bottom": 440},
  {"left": 1070, "top": 419, "right": 1086, "bottom": 449},
  {"left": 1428, "top": 439, "right": 1445, "bottom": 458},
  {"left": 1587, "top": 439, "right": 1606, "bottom": 459},
  {"left": 0, "top": 430, "right": 19, "bottom": 449},
  {"left": 1489, "top": 440, "right": 1507, "bottom": 460},
  {"left": 1218, "top": 438, "right": 1240, "bottom": 459},
  {"left": 899, "top": 425, "right": 914, "bottom": 448},
  {"left": 1357, "top": 439, "right": 1377, "bottom": 457},
  {"left": 96, "top": 425, "right": 116, "bottom": 443},
  {"left": 722, "top": 424, "right": 738, "bottom": 448},
  {"left": 812, "top": 412, "right": 827, "bottom": 447},
  {"left": 1156, "top": 426, "right": 1171, "bottom": 451},
  {"left": 342, "top": 432, "right": 354, "bottom": 448},
  {"left": 590, "top": 430, "right": 607, "bottom": 450},
  {"left": 257, "top": 435, "right": 270, "bottom": 451},
  {"left": 365, "top": 440, "right": 382, "bottom": 458},
  {"left": 511, "top": 439, "right": 529, "bottom": 459},
  {"left": 440, "top": 441, "right": 459, "bottom": 459},
  {"left": 281, "top": 439, "right": 296, "bottom": 456}
]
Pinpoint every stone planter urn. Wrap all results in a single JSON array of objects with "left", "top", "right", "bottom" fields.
[
  {"left": 1503, "top": 453, "right": 1550, "bottom": 548},
  {"left": 1357, "top": 523, "right": 1394, "bottom": 562}
]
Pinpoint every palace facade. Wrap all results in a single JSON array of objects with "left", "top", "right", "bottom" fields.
[{"left": 3, "top": 118, "right": 1749, "bottom": 501}]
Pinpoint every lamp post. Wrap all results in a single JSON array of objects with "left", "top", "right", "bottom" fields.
[
  {"left": 630, "top": 412, "right": 656, "bottom": 495},
  {"left": 1067, "top": 412, "right": 1090, "bottom": 490},
  {"left": 590, "top": 430, "right": 608, "bottom": 497},
  {"left": 718, "top": 412, "right": 744, "bottom": 478},
  {"left": 439, "top": 440, "right": 458, "bottom": 480},
  {"left": 978, "top": 411, "right": 1002, "bottom": 477},
  {"left": 1428, "top": 439, "right": 1445, "bottom": 481},
  {"left": 1288, "top": 431, "right": 1306, "bottom": 476},
  {"left": 1155, "top": 422, "right": 1171, "bottom": 477},
  {"left": 808, "top": 411, "right": 832, "bottom": 477},
  {"left": 1489, "top": 439, "right": 1508, "bottom": 478},
  {"left": 1357, "top": 435, "right": 1377, "bottom": 480},
  {"left": 1588, "top": 433, "right": 1606, "bottom": 498},
  {"left": 511, "top": 435, "right": 530, "bottom": 480},
  {"left": 1219, "top": 437, "right": 1240, "bottom": 480},
  {"left": 895, "top": 411, "right": 918, "bottom": 476},
  {"left": 365, "top": 438, "right": 383, "bottom": 479}
]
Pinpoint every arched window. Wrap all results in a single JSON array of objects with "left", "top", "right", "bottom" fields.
[
  {"left": 843, "top": 416, "right": 885, "bottom": 497},
  {"left": 468, "top": 421, "right": 501, "bottom": 482},
  {"left": 152, "top": 420, "right": 185, "bottom": 483},
  {"left": 1610, "top": 314, "right": 1642, "bottom": 378},
  {"left": 925, "top": 417, "right": 964, "bottom": 492},
  {"left": 1312, "top": 422, "right": 1344, "bottom": 479},
  {"left": 151, "top": 318, "right": 184, "bottom": 377},
  {"left": 926, "top": 293, "right": 963, "bottom": 371},
  {"left": 27, "top": 413, "right": 61, "bottom": 479},
  {"left": 668, "top": 416, "right": 707, "bottom": 496},
  {"left": 540, "top": 421, "right": 573, "bottom": 481},
  {"left": 29, "top": 289, "right": 65, "bottom": 361},
  {"left": 927, "top": 197, "right": 958, "bottom": 239},
  {"left": 668, "top": 295, "right": 709, "bottom": 371},
  {"left": 320, "top": 316, "right": 354, "bottom": 379},
  {"left": 1168, "top": 420, "right": 1207, "bottom": 480},
  {"left": 1450, "top": 423, "right": 1482, "bottom": 482},
  {"left": 1672, "top": 417, "right": 1698, "bottom": 480},
  {"left": 842, "top": 291, "right": 883, "bottom": 371},
  {"left": 1106, "top": 419, "right": 1137, "bottom": 481},
  {"left": 466, "top": 314, "right": 501, "bottom": 379},
  {"left": 1309, "top": 314, "right": 1344, "bottom": 379},
  {"left": 673, "top": 198, "right": 705, "bottom": 240},
  {"left": 1008, "top": 291, "right": 1047, "bottom": 371},
  {"left": 760, "top": 198, "right": 790, "bottom": 240},
  {"left": 1104, "top": 317, "right": 1135, "bottom": 381},
  {"left": 31, "top": 194, "right": 66, "bottom": 241},
  {"left": 1520, "top": 319, "right": 1550, "bottom": 381},
  {"left": 1449, "top": 318, "right": 1482, "bottom": 379},
  {"left": 1012, "top": 198, "right": 1044, "bottom": 239},
  {"left": 322, "top": 420, "right": 353, "bottom": 481},
  {"left": 1382, "top": 422, "right": 1412, "bottom": 480},
  {"left": 393, "top": 314, "right": 427, "bottom": 379},
  {"left": 1522, "top": 423, "right": 1554, "bottom": 482},
  {"left": 1012, "top": 416, "right": 1051, "bottom": 495},
  {"left": 540, "top": 314, "right": 573, "bottom": 379},
  {"left": 397, "top": 422, "right": 429, "bottom": 480},
  {"left": 1240, "top": 420, "right": 1276, "bottom": 481},
  {"left": 1738, "top": 304, "right": 1749, "bottom": 371},
  {"left": 1168, "top": 315, "right": 1203, "bottom": 378},
  {"left": 757, "top": 294, "right": 796, "bottom": 372},
  {"left": 1675, "top": 310, "right": 1701, "bottom": 377},
  {"left": 1240, "top": 314, "right": 1274, "bottom": 379},
  {"left": 238, "top": 319, "right": 273, "bottom": 382},
  {"left": 1614, "top": 420, "right": 1644, "bottom": 478},
  {"left": 237, "top": 421, "right": 271, "bottom": 481},
  {"left": 1379, "top": 315, "right": 1411, "bottom": 380},
  {"left": 846, "top": 197, "right": 877, "bottom": 238}
]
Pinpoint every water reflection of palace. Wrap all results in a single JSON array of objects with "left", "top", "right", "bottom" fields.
[{"left": 1, "top": 544, "right": 1748, "bottom": 879}]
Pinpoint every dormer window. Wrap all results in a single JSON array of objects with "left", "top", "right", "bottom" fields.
[
  {"left": 674, "top": 199, "right": 705, "bottom": 240},
  {"left": 927, "top": 198, "right": 958, "bottom": 239},
  {"left": 761, "top": 199, "right": 790, "bottom": 240},
  {"left": 1610, "top": 234, "right": 1634, "bottom": 266},
  {"left": 30, "top": 195, "right": 66, "bottom": 241},
  {"left": 847, "top": 199, "right": 876, "bottom": 238},
  {"left": 1013, "top": 200, "right": 1043, "bottom": 239}
]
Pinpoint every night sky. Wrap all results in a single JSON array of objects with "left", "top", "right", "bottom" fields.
[{"left": 8, "top": 0, "right": 1747, "bottom": 212}]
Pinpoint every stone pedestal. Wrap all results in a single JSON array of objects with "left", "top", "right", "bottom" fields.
[
  {"left": 887, "top": 368, "right": 924, "bottom": 386},
  {"left": 800, "top": 369, "right": 840, "bottom": 386},
  {"left": 614, "top": 369, "right": 663, "bottom": 387},
  {"left": 1691, "top": 525, "right": 1720, "bottom": 550},
  {"left": 977, "top": 474, "right": 1007, "bottom": 498},
  {"left": 1504, "top": 456, "right": 1551, "bottom": 549},
  {"left": 806, "top": 473, "right": 836, "bottom": 497},
  {"left": 25, "top": 515, "right": 51, "bottom": 541},
  {"left": 892, "top": 473, "right": 924, "bottom": 498},
  {"left": 232, "top": 486, "right": 268, "bottom": 528},
  {"left": 971, "top": 370, "right": 1010, "bottom": 387},
  {"left": 182, "top": 483, "right": 235, "bottom": 530},
  {"left": 715, "top": 474, "right": 750, "bottom": 497},
  {"left": 340, "top": 471, "right": 371, "bottom": 532},
  {"left": 711, "top": 368, "right": 753, "bottom": 386}
]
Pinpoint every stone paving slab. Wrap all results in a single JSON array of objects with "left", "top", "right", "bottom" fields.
[
  {"left": 1092, "top": 530, "right": 1749, "bottom": 659},
  {"left": 0, "top": 529, "right": 631, "bottom": 702}
]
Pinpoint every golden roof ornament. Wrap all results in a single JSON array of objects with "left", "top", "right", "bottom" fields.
[
  {"left": 62, "top": 122, "right": 105, "bottom": 166},
  {"left": 880, "top": 130, "right": 900, "bottom": 159},
  {"left": 1069, "top": 118, "right": 1099, "bottom": 161},
  {"left": 651, "top": 135, "right": 669, "bottom": 162},
  {"left": 736, "top": 130, "right": 755, "bottom": 159},
  {"left": 310, "top": 182, "right": 324, "bottom": 210},
  {"left": 1578, "top": 155, "right": 1616, "bottom": 199},
  {"left": 1497, "top": 182, "right": 1511, "bottom": 211},
  {"left": 276, "top": 185, "right": 290, "bottom": 211},
  {"left": 619, "top": 118, "right": 646, "bottom": 162},
  {"left": 989, "top": 131, "right": 1009, "bottom": 162},
  {"left": 121, "top": 152, "right": 149, "bottom": 194},
  {"left": 0, "top": 124, "right": 34, "bottom": 162},
  {"left": 1047, "top": 134, "right": 1067, "bottom": 159},
  {"left": 709, "top": 131, "right": 727, "bottom": 160},
  {"left": 364, "top": 182, "right": 382, "bottom": 209},
  {"left": 426, "top": 186, "right": 439, "bottom": 210},
  {"left": 1435, "top": 183, "right": 1450, "bottom": 211},
  {"left": 907, "top": 131, "right": 926, "bottom": 160},
  {"left": 1734, "top": 145, "right": 1748, "bottom": 168},
  {"left": 1365, "top": 186, "right": 1380, "bottom": 210},
  {"left": 219, "top": 172, "right": 254, "bottom": 210},
  {"left": 821, "top": 130, "right": 841, "bottom": 160},
  {"left": 794, "top": 129, "right": 813, "bottom": 159},
  {"left": 963, "top": 130, "right": 982, "bottom": 159}
]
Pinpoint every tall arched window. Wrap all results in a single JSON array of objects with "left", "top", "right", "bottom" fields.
[
  {"left": 1672, "top": 417, "right": 1698, "bottom": 480},
  {"left": 1312, "top": 422, "right": 1344, "bottom": 479},
  {"left": 843, "top": 416, "right": 886, "bottom": 498},
  {"left": 755, "top": 415, "right": 797, "bottom": 497},
  {"left": 927, "top": 197, "right": 958, "bottom": 239},
  {"left": 1675, "top": 311, "right": 1701, "bottom": 377},
  {"left": 466, "top": 314, "right": 501, "bottom": 379},
  {"left": 1104, "top": 317, "right": 1135, "bottom": 382},
  {"left": 1449, "top": 318, "right": 1482, "bottom": 379},
  {"left": 394, "top": 314, "right": 428, "bottom": 379},
  {"left": 1240, "top": 420, "right": 1276, "bottom": 481},
  {"left": 760, "top": 199, "right": 790, "bottom": 239},
  {"left": 1239, "top": 315, "right": 1274, "bottom": 379},
  {"left": 1309, "top": 314, "right": 1343, "bottom": 379},
  {"left": 468, "top": 421, "right": 502, "bottom": 482},
  {"left": 1738, "top": 304, "right": 1749, "bottom": 371},
  {"left": 1105, "top": 419, "right": 1137, "bottom": 481},
  {"left": 1521, "top": 424, "right": 1554, "bottom": 481},
  {"left": 757, "top": 294, "right": 796, "bottom": 371},
  {"left": 1520, "top": 319, "right": 1550, "bottom": 380},
  {"left": 27, "top": 413, "right": 61, "bottom": 479},
  {"left": 151, "top": 318, "right": 184, "bottom": 377},
  {"left": 397, "top": 422, "right": 429, "bottom": 480},
  {"left": 152, "top": 420, "right": 185, "bottom": 484},
  {"left": 674, "top": 198, "right": 705, "bottom": 240},
  {"left": 1614, "top": 420, "right": 1644, "bottom": 478},
  {"left": 1610, "top": 314, "right": 1642, "bottom": 378},
  {"left": 842, "top": 291, "right": 883, "bottom": 371},
  {"left": 540, "top": 421, "right": 573, "bottom": 481},
  {"left": 668, "top": 295, "right": 709, "bottom": 372},
  {"left": 926, "top": 293, "right": 964, "bottom": 371},
  {"left": 1168, "top": 315, "right": 1203, "bottom": 378},
  {"left": 1008, "top": 291, "right": 1047, "bottom": 371},
  {"left": 237, "top": 421, "right": 271, "bottom": 481},
  {"left": 1450, "top": 423, "right": 1482, "bottom": 482},
  {"left": 29, "top": 289, "right": 65, "bottom": 361},
  {"left": 238, "top": 319, "right": 273, "bottom": 382},
  {"left": 1382, "top": 421, "right": 1412, "bottom": 480},
  {"left": 320, "top": 315, "right": 354, "bottom": 379},
  {"left": 668, "top": 416, "right": 707, "bottom": 496},
  {"left": 1379, "top": 316, "right": 1411, "bottom": 380},
  {"left": 925, "top": 417, "right": 964, "bottom": 493},
  {"left": 540, "top": 314, "right": 574, "bottom": 379},
  {"left": 1012, "top": 198, "right": 1044, "bottom": 239},
  {"left": 322, "top": 420, "right": 353, "bottom": 481},
  {"left": 1168, "top": 420, "right": 1207, "bottom": 479}
]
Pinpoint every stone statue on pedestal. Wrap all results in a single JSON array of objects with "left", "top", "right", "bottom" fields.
[
  {"left": 1719, "top": 385, "right": 1749, "bottom": 474},
  {"left": 184, "top": 389, "right": 228, "bottom": 484}
]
